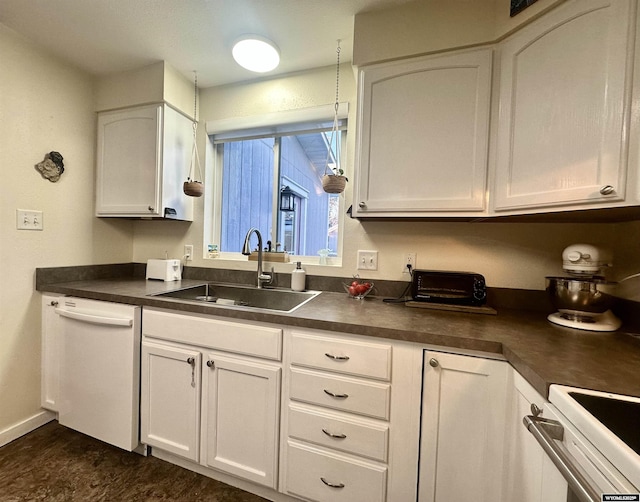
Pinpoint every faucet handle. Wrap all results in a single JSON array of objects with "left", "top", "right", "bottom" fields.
[{"left": 259, "top": 267, "right": 274, "bottom": 286}]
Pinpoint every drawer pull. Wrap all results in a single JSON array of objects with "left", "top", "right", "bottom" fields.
[
  {"left": 322, "top": 428, "right": 347, "bottom": 439},
  {"left": 325, "top": 352, "right": 350, "bottom": 361},
  {"left": 321, "top": 477, "right": 345, "bottom": 489},
  {"left": 324, "top": 389, "right": 349, "bottom": 399}
]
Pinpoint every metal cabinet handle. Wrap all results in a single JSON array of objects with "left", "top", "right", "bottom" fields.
[
  {"left": 429, "top": 358, "right": 439, "bottom": 368},
  {"left": 600, "top": 185, "right": 615, "bottom": 195},
  {"left": 206, "top": 360, "right": 215, "bottom": 368},
  {"left": 320, "top": 477, "right": 345, "bottom": 489},
  {"left": 148, "top": 206, "right": 155, "bottom": 211},
  {"left": 325, "top": 353, "right": 350, "bottom": 361},
  {"left": 50, "top": 300, "right": 59, "bottom": 307},
  {"left": 324, "top": 389, "right": 349, "bottom": 399},
  {"left": 524, "top": 415, "right": 599, "bottom": 502},
  {"left": 187, "top": 357, "right": 196, "bottom": 388},
  {"left": 358, "top": 201, "right": 366, "bottom": 208},
  {"left": 322, "top": 428, "right": 347, "bottom": 439}
]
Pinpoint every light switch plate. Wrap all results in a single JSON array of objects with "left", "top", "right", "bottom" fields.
[
  {"left": 357, "top": 250, "right": 378, "bottom": 270},
  {"left": 16, "top": 209, "right": 43, "bottom": 230}
]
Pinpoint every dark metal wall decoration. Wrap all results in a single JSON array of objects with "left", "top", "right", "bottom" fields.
[
  {"left": 510, "top": 0, "right": 539, "bottom": 17},
  {"left": 35, "top": 151, "right": 64, "bottom": 182}
]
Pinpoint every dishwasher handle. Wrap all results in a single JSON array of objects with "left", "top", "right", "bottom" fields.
[
  {"left": 523, "top": 415, "right": 600, "bottom": 502},
  {"left": 55, "top": 308, "right": 133, "bottom": 327}
]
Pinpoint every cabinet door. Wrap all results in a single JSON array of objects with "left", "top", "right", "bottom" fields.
[
  {"left": 354, "top": 48, "right": 492, "bottom": 216},
  {"left": 140, "top": 341, "right": 201, "bottom": 462},
  {"left": 201, "top": 354, "right": 281, "bottom": 489},
  {"left": 96, "top": 104, "right": 162, "bottom": 216},
  {"left": 494, "top": 0, "right": 634, "bottom": 211},
  {"left": 418, "top": 351, "right": 508, "bottom": 502}
]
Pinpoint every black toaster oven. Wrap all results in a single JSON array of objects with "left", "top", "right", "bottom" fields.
[{"left": 411, "top": 270, "right": 487, "bottom": 306}]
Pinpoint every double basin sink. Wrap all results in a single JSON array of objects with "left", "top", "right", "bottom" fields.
[{"left": 150, "top": 282, "right": 321, "bottom": 313}]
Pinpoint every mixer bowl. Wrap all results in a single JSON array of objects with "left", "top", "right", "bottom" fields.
[{"left": 545, "top": 277, "right": 618, "bottom": 314}]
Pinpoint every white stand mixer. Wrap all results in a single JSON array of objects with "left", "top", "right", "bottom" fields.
[{"left": 546, "top": 244, "right": 621, "bottom": 332}]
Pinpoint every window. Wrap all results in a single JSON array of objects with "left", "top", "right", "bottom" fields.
[{"left": 206, "top": 106, "right": 347, "bottom": 262}]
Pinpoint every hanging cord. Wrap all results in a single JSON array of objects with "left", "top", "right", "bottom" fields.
[
  {"left": 187, "top": 71, "right": 204, "bottom": 183},
  {"left": 324, "top": 40, "right": 341, "bottom": 176},
  {"left": 383, "top": 268, "right": 415, "bottom": 303}
]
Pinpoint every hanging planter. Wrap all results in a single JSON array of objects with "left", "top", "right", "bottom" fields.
[
  {"left": 183, "top": 179, "right": 204, "bottom": 197},
  {"left": 184, "top": 71, "right": 204, "bottom": 198},
  {"left": 322, "top": 41, "right": 348, "bottom": 195},
  {"left": 322, "top": 173, "right": 347, "bottom": 194}
]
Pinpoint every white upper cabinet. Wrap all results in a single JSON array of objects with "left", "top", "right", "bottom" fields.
[
  {"left": 493, "top": 0, "right": 635, "bottom": 212},
  {"left": 96, "top": 103, "right": 195, "bottom": 220},
  {"left": 354, "top": 48, "right": 493, "bottom": 217}
]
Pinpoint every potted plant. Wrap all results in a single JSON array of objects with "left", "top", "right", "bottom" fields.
[{"left": 322, "top": 165, "right": 348, "bottom": 194}]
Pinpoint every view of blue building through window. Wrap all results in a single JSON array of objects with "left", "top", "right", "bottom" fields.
[{"left": 219, "top": 131, "right": 341, "bottom": 257}]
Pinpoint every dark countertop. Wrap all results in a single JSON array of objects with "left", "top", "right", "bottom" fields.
[{"left": 37, "top": 276, "right": 640, "bottom": 399}]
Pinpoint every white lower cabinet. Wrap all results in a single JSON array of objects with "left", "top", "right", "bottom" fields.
[
  {"left": 136, "top": 307, "right": 554, "bottom": 502},
  {"left": 201, "top": 353, "right": 281, "bottom": 488},
  {"left": 418, "top": 350, "right": 509, "bottom": 502},
  {"left": 141, "top": 341, "right": 201, "bottom": 462},
  {"left": 140, "top": 308, "right": 283, "bottom": 491},
  {"left": 280, "top": 329, "right": 408, "bottom": 502}
]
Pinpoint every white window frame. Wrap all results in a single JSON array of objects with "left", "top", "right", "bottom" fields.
[{"left": 203, "top": 104, "right": 348, "bottom": 266}]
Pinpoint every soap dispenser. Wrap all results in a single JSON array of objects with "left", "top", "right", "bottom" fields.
[{"left": 291, "top": 262, "right": 306, "bottom": 291}]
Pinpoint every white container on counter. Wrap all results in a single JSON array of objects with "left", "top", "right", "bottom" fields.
[{"left": 291, "top": 262, "right": 306, "bottom": 291}]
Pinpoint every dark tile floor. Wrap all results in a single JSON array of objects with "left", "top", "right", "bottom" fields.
[{"left": 0, "top": 421, "right": 269, "bottom": 501}]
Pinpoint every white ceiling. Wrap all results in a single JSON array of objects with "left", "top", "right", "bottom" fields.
[{"left": 0, "top": 0, "right": 412, "bottom": 88}]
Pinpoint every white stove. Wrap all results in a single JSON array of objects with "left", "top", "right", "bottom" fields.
[{"left": 526, "top": 384, "right": 640, "bottom": 502}]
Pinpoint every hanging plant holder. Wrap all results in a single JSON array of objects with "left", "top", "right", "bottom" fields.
[
  {"left": 184, "top": 71, "right": 204, "bottom": 198},
  {"left": 322, "top": 174, "right": 347, "bottom": 194},
  {"left": 322, "top": 40, "right": 347, "bottom": 195},
  {"left": 183, "top": 179, "right": 204, "bottom": 197}
]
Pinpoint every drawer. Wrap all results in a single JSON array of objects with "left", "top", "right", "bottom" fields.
[
  {"left": 285, "top": 440, "right": 387, "bottom": 502},
  {"left": 290, "top": 332, "right": 391, "bottom": 381},
  {"left": 142, "top": 308, "right": 282, "bottom": 360},
  {"left": 289, "top": 368, "right": 391, "bottom": 420},
  {"left": 288, "top": 404, "right": 389, "bottom": 462}
]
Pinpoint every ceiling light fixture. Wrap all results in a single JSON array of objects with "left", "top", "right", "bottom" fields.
[{"left": 232, "top": 35, "right": 280, "bottom": 73}]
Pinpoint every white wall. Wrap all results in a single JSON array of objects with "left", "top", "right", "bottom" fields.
[
  {"left": 95, "top": 60, "right": 195, "bottom": 118},
  {"left": 352, "top": 0, "right": 564, "bottom": 66},
  {"left": 0, "top": 24, "right": 133, "bottom": 434}
]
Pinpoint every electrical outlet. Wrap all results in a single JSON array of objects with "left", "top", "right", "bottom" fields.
[
  {"left": 403, "top": 252, "right": 416, "bottom": 273},
  {"left": 16, "top": 209, "right": 43, "bottom": 230},
  {"left": 357, "top": 250, "right": 378, "bottom": 270},
  {"left": 184, "top": 245, "right": 194, "bottom": 261}
]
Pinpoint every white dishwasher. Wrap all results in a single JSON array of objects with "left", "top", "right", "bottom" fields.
[{"left": 54, "top": 297, "right": 141, "bottom": 451}]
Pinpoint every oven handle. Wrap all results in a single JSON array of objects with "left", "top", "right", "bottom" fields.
[{"left": 523, "top": 415, "right": 600, "bottom": 502}]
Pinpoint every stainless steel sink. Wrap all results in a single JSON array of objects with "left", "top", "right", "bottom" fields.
[{"left": 150, "top": 283, "right": 320, "bottom": 313}]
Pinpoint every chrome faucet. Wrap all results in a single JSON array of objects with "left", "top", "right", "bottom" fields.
[{"left": 242, "top": 228, "right": 273, "bottom": 288}]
